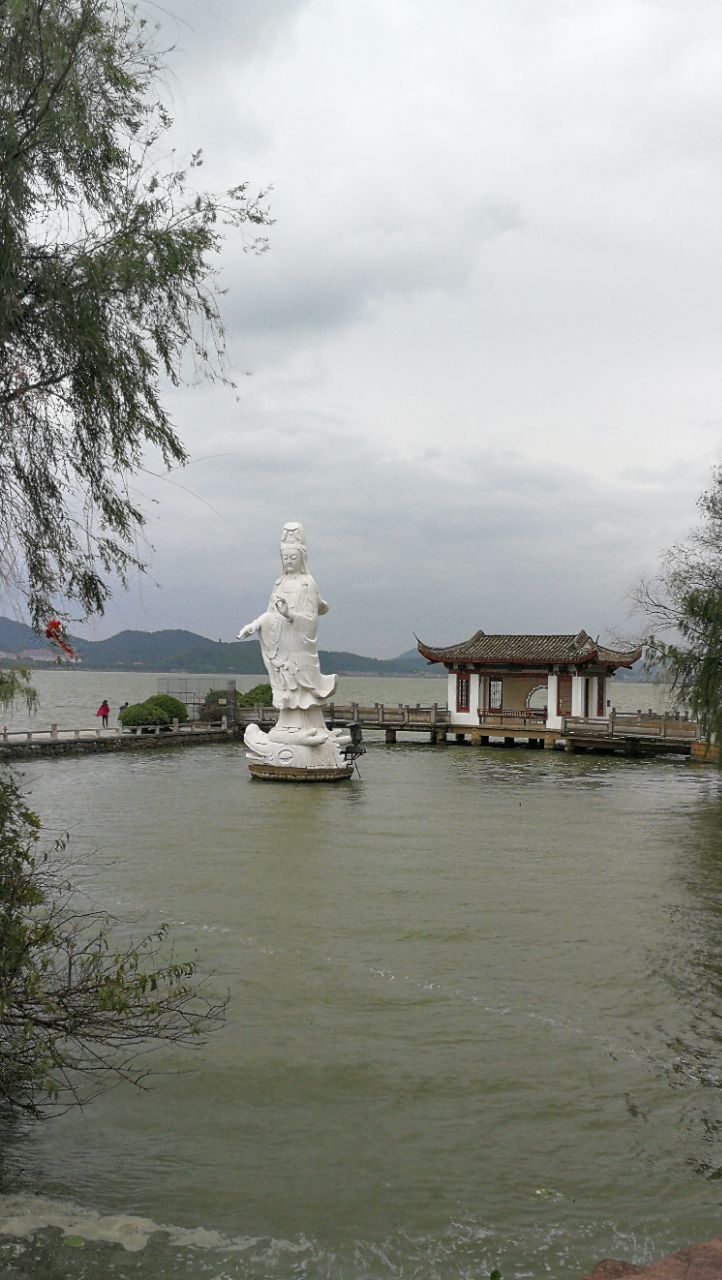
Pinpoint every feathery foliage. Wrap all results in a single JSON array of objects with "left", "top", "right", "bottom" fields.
[
  {"left": 636, "top": 468, "right": 722, "bottom": 752},
  {"left": 0, "top": 0, "right": 255, "bottom": 1118},
  {"left": 0, "top": 0, "right": 269, "bottom": 625},
  {"left": 0, "top": 773, "right": 226, "bottom": 1116}
]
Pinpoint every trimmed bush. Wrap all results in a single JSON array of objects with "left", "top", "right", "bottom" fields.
[
  {"left": 145, "top": 694, "right": 188, "bottom": 723},
  {"left": 199, "top": 683, "right": 274, "bottom": 723},
  {"left": 119, "top": 702, "right": 170, "bottom": 728},
  {"left": 237, "top": 683, "right": 273, "bottom": 708},
  {"left": 199, "top": 689, "right": 233, "bottom": 724}
]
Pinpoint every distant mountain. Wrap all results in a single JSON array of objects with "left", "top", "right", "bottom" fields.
[
  {"left": 609, "top": 660, "right": 659, "bottom": 683},
  {"left": 0, "top": 618, "right": 659, "bottom": 680},
  {"left": 74, "top": 628, "right": 264, "bottom": 673},
  {"left": 0, "top": 617, "right": 47, "bottom": 652},
  {"left": 0, "top": 617, "right": 429, "bottom": 676}
]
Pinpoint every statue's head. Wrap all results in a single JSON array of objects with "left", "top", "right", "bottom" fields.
[{"left": 280, "top": 521, "right": 308, "bottom": 573}]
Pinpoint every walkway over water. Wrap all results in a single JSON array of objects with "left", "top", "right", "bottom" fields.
[
  {"left": 239, "top": 703, "right": 700, "bottom": 756},
  {"left": 0, "top": 704, "right": 703, "bottom": 759}
]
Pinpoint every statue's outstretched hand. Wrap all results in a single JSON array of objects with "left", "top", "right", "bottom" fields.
[{"left": 237, "top": 624, "right": 256, "bottom": 641}]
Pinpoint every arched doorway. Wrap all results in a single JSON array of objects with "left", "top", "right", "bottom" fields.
[{"left": 526, "top": 684, "right": 548, "bottom": 715}]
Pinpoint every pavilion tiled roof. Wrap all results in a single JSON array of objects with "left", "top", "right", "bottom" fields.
[{"left": 416, "top": 629, "right": 641, "bottom": 669}]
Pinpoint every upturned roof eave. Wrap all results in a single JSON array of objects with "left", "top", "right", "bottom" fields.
[
  {"left": 597, "top": 651, "right": 643, "bottom": 670},
  {"left": 416, "top": 636, "right": 643, "bottom": 671}
]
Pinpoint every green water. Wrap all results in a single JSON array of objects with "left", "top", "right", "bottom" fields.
[{"left": 0, "top": 678, "right": 720, "bottom": 1278}]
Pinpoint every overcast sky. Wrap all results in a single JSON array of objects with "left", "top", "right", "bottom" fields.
[{"left": 71, "top": 0, "right": 722, "bottom": 655}]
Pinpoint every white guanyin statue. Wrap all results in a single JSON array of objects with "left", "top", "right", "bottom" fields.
[{"left": 237, "top": 522, "right": 353, "bottom": 775}]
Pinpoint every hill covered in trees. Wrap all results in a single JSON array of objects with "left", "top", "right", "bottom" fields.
[{"left": 0, "top": 617, "right": 428, "bottom": 675}]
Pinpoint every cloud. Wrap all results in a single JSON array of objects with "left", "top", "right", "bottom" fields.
[
  {"left": 46, "top": 0, "right": 722, "bottom": 654},
  {"left": 148, "top": 0, "right": 310, "bottom": 65},
  {"left": 222, "top": 196, "right": 522, "bottom": 336},
  {"left": 77, "top": 396, "right": 707, "bottom": 657}
]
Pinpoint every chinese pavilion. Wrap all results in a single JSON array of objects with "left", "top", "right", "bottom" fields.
[{"left": 417, "top": 630, "right": 642, "bottom": 732}]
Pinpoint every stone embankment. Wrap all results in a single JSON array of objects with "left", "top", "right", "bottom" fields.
[
  {"left": 0, "top": 724, "right": 235, "bottom": 759},
  {"left": 582, "top": 1237, "right": 722, "bottom": 1279},
  {"left": 691, "top": 741, "right": 719, "bottom": 763}
]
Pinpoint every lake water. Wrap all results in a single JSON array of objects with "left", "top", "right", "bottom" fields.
[{"left": 1, "top": 673, "right": 720, "bottom": 1279}]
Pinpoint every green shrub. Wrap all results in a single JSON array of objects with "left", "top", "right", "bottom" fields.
[
  {"left": 0, "top": 774, "right": 225, "bottom": 1117},
  {"left": 145, "top": 694, "right": 188, "bottom": 723},
  {"left": 199, "top": 689, "right": 233, "bottom": 723},
  {"left": 199, "top": 683, "right": 273, "bottom": 722},
  {"left": 202, "top": 688, "right": 223, "bottom": 708},
  {"left": 119, "top": 702, "right": 170, "bottom": 728},
  {"left": 237, "top": 683, "right": 273, "bottom": 708}
]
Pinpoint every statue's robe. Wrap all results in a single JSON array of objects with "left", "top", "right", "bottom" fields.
[{"left": 256, "top": 573, "right": 337, "bottom": 710}]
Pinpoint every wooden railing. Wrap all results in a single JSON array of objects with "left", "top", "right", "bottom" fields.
[
  {"left": 565, "top": 712, "right": 697, "bottom": 740},
  {"left": 236, "top": 703, "right": 452, "bottom": 728},
  {"left": 0, "top": 704, "right": 700, "bottom": 748},
  {"left": 478, "top": 709, "right": 547, "bottom": 726}
]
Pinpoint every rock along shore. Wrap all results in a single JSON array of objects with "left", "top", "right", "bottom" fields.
[{"left": 582, "top": 1237, "right": 722, "bottom": 1279}]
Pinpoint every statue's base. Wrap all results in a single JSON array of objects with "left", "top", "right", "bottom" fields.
[
  {"left": 244, "top": 712, "right": 355, "bottom": 778},
  {"left": 248, "top": 762, "right": 354, "bottom": 783}
]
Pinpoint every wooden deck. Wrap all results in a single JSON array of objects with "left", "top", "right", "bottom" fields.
[
  {"left": 237, "top": 702, "right": 452, "bottom": 742},
  {"left": 0, "top": 705, "right": 703, "bottom": 760},
  {"left": 235, "top": 704, "right": 699, "bottom": 756},
  {"left": 560, "top": 712, "right": 698, "bottom": 755}
]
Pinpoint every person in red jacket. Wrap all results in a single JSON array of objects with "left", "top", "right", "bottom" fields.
[{"left": 96, "top": 699, "right": 110, "bottom": 729}]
